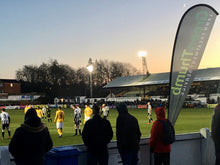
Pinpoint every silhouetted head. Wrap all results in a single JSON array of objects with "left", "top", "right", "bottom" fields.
[
  {"left": 155, "top": 107, "right": 166, "bottom": 120},
  {"left": 25, "top": 108, "right": 37, "bottom": 120},
  {"left": 93, "top": 104, "right": 100, "bottom": 115},
  {"left": 116, "top": 102, "right": 128, "bottom": 114},
  {"left": 24, "top": 108, "right": 41, "bottom": 127}
]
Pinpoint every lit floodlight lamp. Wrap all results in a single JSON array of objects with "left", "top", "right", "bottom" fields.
[
  {"left": 138, "top": 51, "right": 147, "bottom": 57},
  {"left": 87, "top": 65, "right": 93, "bottom": 73}
]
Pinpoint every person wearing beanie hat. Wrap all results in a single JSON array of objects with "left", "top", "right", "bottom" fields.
[
  {"left": 82, "top": 103, "right": 113, "bottom": 165},
  {"left": 116, "top": 102, "right": 141, "bottom": 165},
  {"left": 9, "top": 108, "right": 53, "bottom": 165}
]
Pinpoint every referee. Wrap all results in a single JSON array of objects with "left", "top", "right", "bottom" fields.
[{"left": 0, "top": 108, "right": 11, "bottom": 140}]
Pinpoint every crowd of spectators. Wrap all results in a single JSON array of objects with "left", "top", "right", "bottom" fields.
[{"left": 102, "top": 99, "right": 167, "bottom": 109}]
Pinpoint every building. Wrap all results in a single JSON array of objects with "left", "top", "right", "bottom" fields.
[
  {"left": 0, "top": 79, "right": 21, "bottom": 99},
  {"left": 0, "top": 79, "right": 21, "bottom": 94},
  {"left": 104, "top": 67, "right": 220, "bottom": 102}
]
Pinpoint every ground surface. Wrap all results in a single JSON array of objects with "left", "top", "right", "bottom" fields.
[{"left": 1, "top": 107, "right": 214, "bottom": 147}]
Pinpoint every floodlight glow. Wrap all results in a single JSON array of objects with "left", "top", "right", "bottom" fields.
[
  {"left": 138, "top": 51, "right": 147, "bottom": 57},
  {"left": 87, "top": 65, "right": 93, "bottom": 73}
]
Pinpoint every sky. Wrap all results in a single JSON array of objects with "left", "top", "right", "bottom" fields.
[{"left": 1, "top": 0, "right": 220, "bottom": 79}]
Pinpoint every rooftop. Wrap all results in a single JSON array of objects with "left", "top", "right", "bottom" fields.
[
  {"left": 104, "top": 67, "right": 220, "bottom": 88},
  {"left": 0, "top": 79, "right": 19, "bottom": 83}
]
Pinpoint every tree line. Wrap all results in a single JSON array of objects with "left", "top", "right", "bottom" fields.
[{"left": 16, "top": 59, "right": 140, "bottom": 102}]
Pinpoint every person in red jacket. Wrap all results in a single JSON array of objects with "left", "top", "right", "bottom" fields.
[{"left": 149, "top": 107, "right": 171, "bottom": 165}]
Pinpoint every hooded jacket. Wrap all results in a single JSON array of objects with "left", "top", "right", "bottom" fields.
[
  {"left": 82, "top": 104, "right": 113, "bottom": 155},
  {"left": 9, "top": 108, "right": 53, "bottom": 165},
  {"left": 116, "top": 103, "right": 141, "bottom": 153},
  {"left": 149, "top": 107, "right": 171, "bottom": 153},
  {"left": 211, "top": 103, "right": 220, "bottom": 144}
]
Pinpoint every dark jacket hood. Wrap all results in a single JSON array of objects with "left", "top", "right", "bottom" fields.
[
  {"left": 155, "top": 107, "right": 166, "bottom": 120},
  {"left": 21, "top": 123, "right": 46, "bottom": 133},
  {"left": 24, "top": 108, "right": 37, "bottom": 120},
  {"left": 116, "top": 103, "right": 128, "bottom": 114},
  {"left": 22, "top": 108, "right": 46, "bottom": 132}
]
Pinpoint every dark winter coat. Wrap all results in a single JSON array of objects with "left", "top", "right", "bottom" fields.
[
  {"left": 82, "top": 114, "right": 113, "bottom": 155},
  {"left": 9, "top": 108, "right": 53, "bottom": 165},
  {"left": 149, "top": 107, "right": 171, "bottom": 153},
  {"left": 116, "top": 103, "right": 141, "bottom": 153},
  {"left": 211, "top": 103, "right": 220, "bottom": 144}
]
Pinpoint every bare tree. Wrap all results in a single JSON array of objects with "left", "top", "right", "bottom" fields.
[{"left": 16, "top": 58, "right": 140, "bottom": 97}]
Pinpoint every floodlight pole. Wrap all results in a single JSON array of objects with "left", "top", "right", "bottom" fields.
[
  {"left": 138, "top": 51, "right": 150, "bottom": 76},
  {"left": 87, "top": 58, "right": 93, "bottom": 98},
  {"left": 141, "top": 56, "right": 146, "bottom": 75},
  {"left": 89, "top": 72, "right": 93, "bottom": 98},
  {"left": 138, "top": 51, "right": 149, "bottom": 100}
]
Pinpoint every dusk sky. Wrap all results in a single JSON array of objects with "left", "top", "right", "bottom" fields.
[{"left": 1, "top": 0, "right": 220, "bottom": 79}]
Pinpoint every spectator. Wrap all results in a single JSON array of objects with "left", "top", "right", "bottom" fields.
[
  {"left": 211, "top": 97, "right": 220, "bottom": 165},
  {"left": 82, "top": 104, "right": 113, "bottom": 165},
  {"left": 149, "top": 107, "right": 171, "bottom": 165},
  {"left": 0, "top": 108, "right": 11, "bottom": 139},
  {"left": 9, "top": 108, "right": 53, "bottom": 165},
  {"left": 116, "top": 102, "right": 141, "bottom": 165}
]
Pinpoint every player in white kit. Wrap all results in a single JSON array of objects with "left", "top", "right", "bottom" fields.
[{"left": 0, "top": 108, "right": 11, "bottom": 139}]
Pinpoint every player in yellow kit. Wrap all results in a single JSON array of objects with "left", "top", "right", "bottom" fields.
[
  {"left": 54, "top": 106, "right": 65, "bottom": 137},
  {"left": 36, "top": 106, "right": 43, "bottom": 119},
  {"left": 84, "top": 104, "right": 93, "bottom": 124},
  {"left": 24, "top": 104, "right": 32, "bottom": 114}
]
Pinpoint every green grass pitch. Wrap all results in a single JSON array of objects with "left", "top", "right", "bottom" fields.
[{"left": 1, "top": 107, "right": 214, "bottom": 147}]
